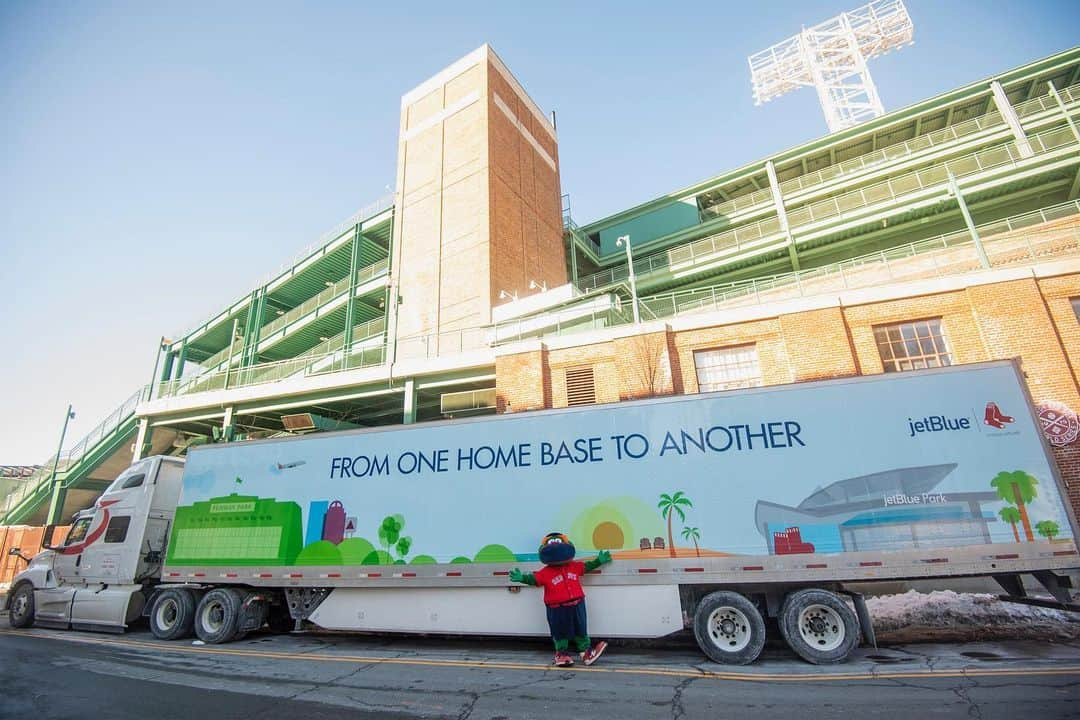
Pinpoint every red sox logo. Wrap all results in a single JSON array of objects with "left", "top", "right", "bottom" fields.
[
  {"left": 983, "top": 402, "right": 1015, "bottom": 430},
  {"left": 1036, "top": 401, "right": 1080, "bottom": 447}
]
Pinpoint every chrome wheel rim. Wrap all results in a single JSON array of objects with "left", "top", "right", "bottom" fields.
[
  {"left": 200, "top": 599, "right": 225, "bottom": 634},
  {"left": 706, "top": 606, "right": 752, "bottom": 653},
  {"left": 155, "top": 598, "right": 179, "bottom": 630},
  {"left": 798, "top": 603, "right": 845, "bottom": 652}
]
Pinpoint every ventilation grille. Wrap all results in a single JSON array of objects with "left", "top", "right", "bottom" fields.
[{"left": 565, "top": 366, "right": 597, "bottom": 406}]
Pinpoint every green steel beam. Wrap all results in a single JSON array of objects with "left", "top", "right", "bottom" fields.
[{"left": 343, "top": 226, "right": 363, "bottom": 350}]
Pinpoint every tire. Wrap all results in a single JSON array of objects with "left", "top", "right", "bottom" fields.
[
  {"left": 149, "top": 588, "right": 197, "bottom": 640},
  {"left": 779, "top": 588, "right": 859, "bottom": 665},
  {"left": 194, "top": 588, "right": 245, "bottom": 644},
  {"left": 8, "top": 582, "right": 35, "bottom": 629},
  {"left": 692, "top": 591, "right": 766, "bottom": 665}
]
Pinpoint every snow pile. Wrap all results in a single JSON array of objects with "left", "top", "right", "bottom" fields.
[{"left": 868, "top": 590, "right": 1080, "bottom": 643}]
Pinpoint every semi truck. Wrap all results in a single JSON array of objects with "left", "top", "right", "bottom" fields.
[{"left": 6, "top": 360, "right": 1079, "bottom": 664}]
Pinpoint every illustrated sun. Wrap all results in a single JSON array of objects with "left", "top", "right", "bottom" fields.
[{"left": 592, "top": 521, "right": 625, "bottom": 549}]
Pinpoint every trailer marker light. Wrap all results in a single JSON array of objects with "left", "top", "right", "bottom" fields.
[
  {"left": 683, "top": 567, "right": 704, "bottom": 573},
  {"left": 367, "top": 573, "right": 382, "bottom": 578},
  {"left": 492, "top": 571, "right": 509, "bottom": 576},
  {"left": 258, "top": 573, "right": 273, "bottom": 578},
  {"left": 167, "top": 572, "right": 181, "bottom": 577},
  {"left": 224, "top": 573, "right": 238, "bottom": 578},
  {"left": 1053, "top": 549, "right": 1078, "bottom": 557},
  {"left": 806, "top": 563, "right": 828, "bottom": 569},
  {"left": 994, "top": 553, "right": 1020, "bottom": 560},
  {"left": 859, "top": 561, "right": 883, "bottom": 567},
  {"left": 402, "top": 572, "right": 416, "bottom": 578},
  {"left": 192, "top": 573, "right": 205, "bottom": 578},
  {"left": 446, "top": 571, "right": 462, "bottom": 577},
  {"left": 741, "top": 565, "right": 764, "bottom": 571},
  {"left": 922, "top": 558, "right": 948, "bottom": 564},
  {"left": 325, "top": 573, "right": 342, "bottom": 578},
  {"left": 638, "top": 568, "right": 658, "bottom": 573},
  {"left": 288, "top": 573, "right": 303, "bottom": 578}
]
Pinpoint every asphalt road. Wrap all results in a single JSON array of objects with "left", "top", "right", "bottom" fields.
[{"left": 1, "top": 627, "right": 1078, "bottom": 720}]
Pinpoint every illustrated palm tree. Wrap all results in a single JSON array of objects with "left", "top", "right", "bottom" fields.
[
  {"left": 681, "top": 526, "right": 701, "bottom": 557},
  {"left": 990, "top": 471, "right": 1039, "bottom": 542},
  {"left": 1035, "top": 520, "right": 1060, "bottom": 542},
  {"left": 658, "top": 492, "right": 693, "bottom": 558},
  {"left": 998, "top": 507, "right": 1021, "bottom": 543}
]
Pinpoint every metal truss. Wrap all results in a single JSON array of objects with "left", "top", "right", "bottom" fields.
[{"left": 749, "top": 0, "right": 915, "bottom": 133}]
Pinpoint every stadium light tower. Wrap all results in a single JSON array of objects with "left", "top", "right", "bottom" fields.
[{"left": 748, "top": 0, "right": 914, "bottom": 133}]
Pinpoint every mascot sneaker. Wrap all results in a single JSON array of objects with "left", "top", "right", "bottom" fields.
[
  {"left": 553, "top": 652, "right": 575, "bottom": 667},
  {"left": 581, "top": 640, "right": 608, "bottom": 666}
]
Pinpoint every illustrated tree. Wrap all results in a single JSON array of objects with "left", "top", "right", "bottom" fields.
[
  {"left": 378, "top": 514, "right": 405, "bottom": 561},
  {"left": 990, "top": 471, "right": 1039, "bottom": 542},
  {"left": 998, "top": 506, "right": 1021, "bottom": 543},
  {"left": 658, "top": 492, "right": 693, "bottom": 558},
  {"left": 395, "top": 536, "right": 413, "bottom": 563},
  {"left": 681, "top": 526, "right": 701, "bottom": 558},
  {"left": 1035, "top": 520, "right": 1060, "bottom": 542}
]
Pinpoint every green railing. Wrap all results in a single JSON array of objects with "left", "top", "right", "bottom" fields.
[
  {"left": 698, "top": 83, "right": 1079, "bottom": 221},
  {"left": 157, "top": 343, "right": 388, "bottom": 399},
  {"left": 641, "top": 201, "right": 1080, "bottom": 319},
  {"left": 576, "top": 122, "right": 1079, "bottom": 293},
  {"left": 196, "top": 259, "right": 389, "bottom": 373},
  {"left": 1, "top": 386, "right": 148, "bottom": 521}
]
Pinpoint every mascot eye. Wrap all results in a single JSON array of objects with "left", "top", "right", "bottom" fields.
[{"left": 545, "top": 537, "right": 564, "bottom": 545}]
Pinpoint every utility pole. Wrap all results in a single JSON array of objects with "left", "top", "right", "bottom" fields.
[{"left": 46, "top": 405, "right": 76, "bottom": 526}]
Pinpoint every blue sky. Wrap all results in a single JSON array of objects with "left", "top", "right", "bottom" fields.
[{"left": 1, "top": 1, "right": 1078, "bottom": 464}]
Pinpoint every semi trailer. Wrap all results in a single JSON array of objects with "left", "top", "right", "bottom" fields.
[{"left": 6, "top": 360, "right": 1079, "bottom": 664}]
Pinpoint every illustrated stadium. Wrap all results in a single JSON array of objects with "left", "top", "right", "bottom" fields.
[{"left": 4, "top": 38, "right": 1080, "bottom": 529}]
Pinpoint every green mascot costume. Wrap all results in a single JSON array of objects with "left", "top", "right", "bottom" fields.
[{"left": 509, "top": 532, "right": 612, "bottom": 667}]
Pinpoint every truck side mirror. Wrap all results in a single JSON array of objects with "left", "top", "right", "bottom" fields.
[
  {"left": 42, "top": 524, "right": 58, "bottom": 550},
  {"left": 8, "top": 547, "right": 20, "bottom": 556}
]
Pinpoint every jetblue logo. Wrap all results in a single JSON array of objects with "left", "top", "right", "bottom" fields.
[{"left": 907, "top": 415, "right": 971, "bottom": 437}]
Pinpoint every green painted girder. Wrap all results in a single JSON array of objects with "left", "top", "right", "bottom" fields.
[
  {"left": 1, "top": 415, "right": 139, "bottom": 525},
  {"left": 170, "top": 211, "right": 392, "bottom": 365}
]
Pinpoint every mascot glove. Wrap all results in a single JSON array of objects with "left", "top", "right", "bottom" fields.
[
  {"left": 508, "top": 568, "right": 525, "bottom": 583},
  {"left": 597, "top": 550, "right": 612, "bottom": 564}
]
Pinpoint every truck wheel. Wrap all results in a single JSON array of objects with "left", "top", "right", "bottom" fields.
[
  {"left": 194, "top": 588, "right": 244, "bottom": 644},
  {"left": 8, "top": 582, "right": 35, "bottom": 629},
  {"left": 779, "top": 589, "right": 859, "bottom": 664},
  {"left": 692, "top": 591, "right": 766, "bottom": 665},
  {"left": 149, "top": 588, "right": 196, "bottom": 640}
]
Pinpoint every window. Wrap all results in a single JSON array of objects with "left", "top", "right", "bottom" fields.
[
  {"left": 65, "top": 518, "right": 91, "bottom": 546},
  {"left": 874, "top": 319, "right": 952, "bottom": 372},
  {"left": 121, "top": 473, "right": 145, "bottom": 489},
  {"left": 104, "top": 516, "right": 131, "bottom": 544},
  {"left": 1071, "top": 297, "right": 1080, "bottom": 322},
  {"left": 565, "top": 366, "right": 596, "bottom": 406},
  {"left": 694, "top": 345, "right": 762, "bottom": 392}
]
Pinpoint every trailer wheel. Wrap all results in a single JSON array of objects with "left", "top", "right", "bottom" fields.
[
  {"left": 692, "top": 591, "right": 766, "bottom": 665},
  {"left": 194, "top": 588, "right": 245, "bottom": 644},
  {"left": 779, "top": 589, "right": 859, "bottom": 664},
  {"left": 8, "top": 582, "right": 35, "bottom": 629},
  {"left": 149, "top": 588, "right": 196, "bottom": 640}
]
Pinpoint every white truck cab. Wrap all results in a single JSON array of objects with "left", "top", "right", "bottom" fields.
[{"left": 6, "top": 456, "right": 185, "bottom": 632}]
